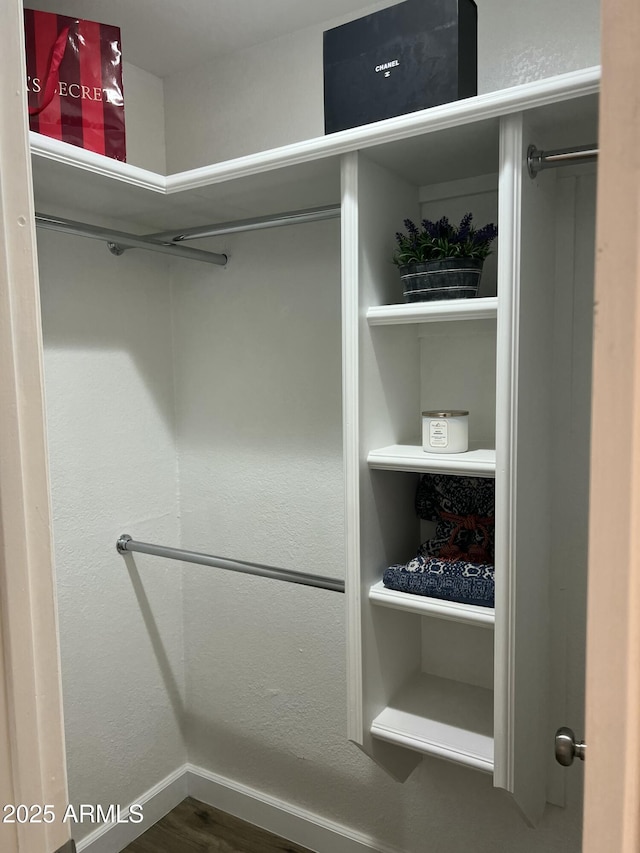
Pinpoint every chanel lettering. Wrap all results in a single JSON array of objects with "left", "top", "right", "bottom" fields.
[{"left": 374, "top": 59, "right": 400, "bottom": 73}]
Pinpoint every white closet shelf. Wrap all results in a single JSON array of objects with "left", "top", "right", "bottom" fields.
[
  {"left": 370, "top": 673, "right": 494, "bottom": 772},
  {"left": 29, "top": 66, "right": 598, "bottom": 230},
  {"left": 369, "top": 581, "right": 495, "bottom": 627},
  {"left": 30, "top": 136, "right": 342, "bottom": 233},
  {"left": 367, "top": 445, "right": 496, "bottom": 477},
  {"left": 367, "top": 297, "right": 498, "bottom": 325}
]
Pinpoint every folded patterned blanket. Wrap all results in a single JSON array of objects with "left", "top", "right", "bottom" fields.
[{"left": 383, "top": 555, "right": 495, "bottom": 608}]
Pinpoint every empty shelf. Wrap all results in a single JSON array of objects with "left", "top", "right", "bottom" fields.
[
  {"left": 369, "top": 581, "right": 495, "bottom": 627},
  {"left": 368, "top": 445, "right": 496, "bottom": 477},
  {"left": 371, "top": 673, "right": 494, "bottom": 772},
  {"left": 367, "top": 297, "right": 498, "bottom": 325}
]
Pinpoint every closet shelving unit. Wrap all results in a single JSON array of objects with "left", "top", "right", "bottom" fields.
[{"left": 29, "top": 66, "right": 599, "bottom": 826}]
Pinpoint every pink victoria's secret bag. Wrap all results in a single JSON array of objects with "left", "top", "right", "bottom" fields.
[{"left": 24, "top": 8, "right": 126, "bottom": 161}]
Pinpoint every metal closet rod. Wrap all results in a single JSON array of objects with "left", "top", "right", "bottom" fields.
[
  {"left": 116, "top": 534, "right": 345, "bottom": 594},
  {"left": 149, "top": 203, "right": 342, "bottom": 244},
  {"left": 35, "top": 213, "right": 228, "bottom": 266},
  {"left": 35, "top": 203, "right": 341, "bottom": 263},
  {"left": 527, "top": 143, "right": 598, "bottom": 178}
]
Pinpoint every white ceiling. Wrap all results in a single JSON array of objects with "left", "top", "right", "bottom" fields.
[{"left": 24, "top": 0, "right": 396, "bottom": 78}]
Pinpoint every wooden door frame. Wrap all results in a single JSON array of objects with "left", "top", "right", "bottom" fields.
[
  {"left": 0, "top": 0, "right": 70, "bottom": 851},
  {"left": 583, "top": 0, "right": 640, "bottom": 849}
]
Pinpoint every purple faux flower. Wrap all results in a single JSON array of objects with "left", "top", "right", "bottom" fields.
[
  {"left": 472, "top": 223, "right": 498, "bottom": 246},
  {"left": 435, "top": 216, "right": 451, "bottom": 238},
  {"left": 393, "top": 211, "right": 497, "bottom": 266},
  {"left": 403, "top": 218, "right": 420, "bottom": 238},
  {"left": 457, "top": 212, "right": 473, "bottom": 241}
]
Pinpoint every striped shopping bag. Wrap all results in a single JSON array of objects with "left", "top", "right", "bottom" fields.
[{"left": 24, "top": 8, "right": 126, "bottom": 161}]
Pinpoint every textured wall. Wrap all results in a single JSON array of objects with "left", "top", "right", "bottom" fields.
[
  {"left": 122, "top": 62, "right": 167, "bottom": 173},
  {"left": 38, "top": 229, "right": 185, "bottom": 842},
  {"left": 171, "top": 220, "right": 358, "bottom": 819},
  {"left": 163, "top": 0, "right": 600, "bottom": 171},
  {"left": 171, "top": 221, "right": 346, "bottom": 810}
]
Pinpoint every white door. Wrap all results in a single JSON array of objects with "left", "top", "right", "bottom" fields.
[
  {"left": 583, "top": 0, "right": 640, "bottom": 849},
  {"left": 0, "top": 1, "right": 71, "bottom": 851}
]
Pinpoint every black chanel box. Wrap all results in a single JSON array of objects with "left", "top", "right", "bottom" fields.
[{"left": 323, "top": 0, "right": 477, "bottom": 134}]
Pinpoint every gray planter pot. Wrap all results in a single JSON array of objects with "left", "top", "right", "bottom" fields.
[{"left": 399, "top": 257, "right": 484, "bottom": 302}]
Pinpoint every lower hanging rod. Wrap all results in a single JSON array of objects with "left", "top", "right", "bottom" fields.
[
  {"left": 527, "top": 144, "right": 598, "bottom": 179},
  {"left": 35, "top": 213, "right": 228, "bottom": 266},
  {"left": 116, "top": 534, "right": 345, "bottom": 594}
]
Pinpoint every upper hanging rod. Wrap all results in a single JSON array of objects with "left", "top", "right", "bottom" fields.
[
  {"left": 35, "top": 213, "right": 228, "bottom": 266},
  {"left": 148, "top": 204, "right": 342, "bottom": 244},
  {"left": 116, "top": 534, "right": 345, "bottom": 594},
  {"left": 527, "top": 144, "right": 598, "bottom": 179}
]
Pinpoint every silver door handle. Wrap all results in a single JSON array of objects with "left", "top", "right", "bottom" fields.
[{"left": 555, "top": 726, "right": 586, "bottom": 766}]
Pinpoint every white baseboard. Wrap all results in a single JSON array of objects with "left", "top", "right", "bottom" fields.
[
  {"left": 77, "top": 762, "right": 400, "bottom": 853},
  {"left": 75, "top": 765, "right": 188, "bottom": 853},
  {"left": 185, "top": 763, "right": 401, "bottom": 853}
]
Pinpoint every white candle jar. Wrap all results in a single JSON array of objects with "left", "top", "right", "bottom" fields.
[{"left": 422, "top": 410, "right": 469, "bottom": 454}]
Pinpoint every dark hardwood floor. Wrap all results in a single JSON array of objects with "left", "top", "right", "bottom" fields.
[{"left": 121, "top": 797, "right": 315, "bottom": 853}]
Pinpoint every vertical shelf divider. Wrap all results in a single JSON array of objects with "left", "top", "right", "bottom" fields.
[
  {"left": 493, "top": 112, "right": 523, "bottom": 796},
  {"left": 342, "top": 151, "right": 363, "bottom": 745},
  {"left": 493, "top": 111, "right": 557, "bottom": 824}
]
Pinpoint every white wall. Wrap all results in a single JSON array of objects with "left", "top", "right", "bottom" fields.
[
  {"left": 122, "top": 62, "right": 166, "bottom": 173},
  {"left": 38, "top": 230, "right": 185, "bottom": 842},
  {"left": 163, "top": 0, "right": 600, "bottom": 171},
  {"left": 547, "top": 167, "right": 595, "bottom": 809},
  {"left": 171, "top": 221, "right": 346, "bottom": 802}
]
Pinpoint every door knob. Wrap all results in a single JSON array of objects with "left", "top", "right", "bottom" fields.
[{"left": 555, "top": 726, "right": 586, "bottom": 766}]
